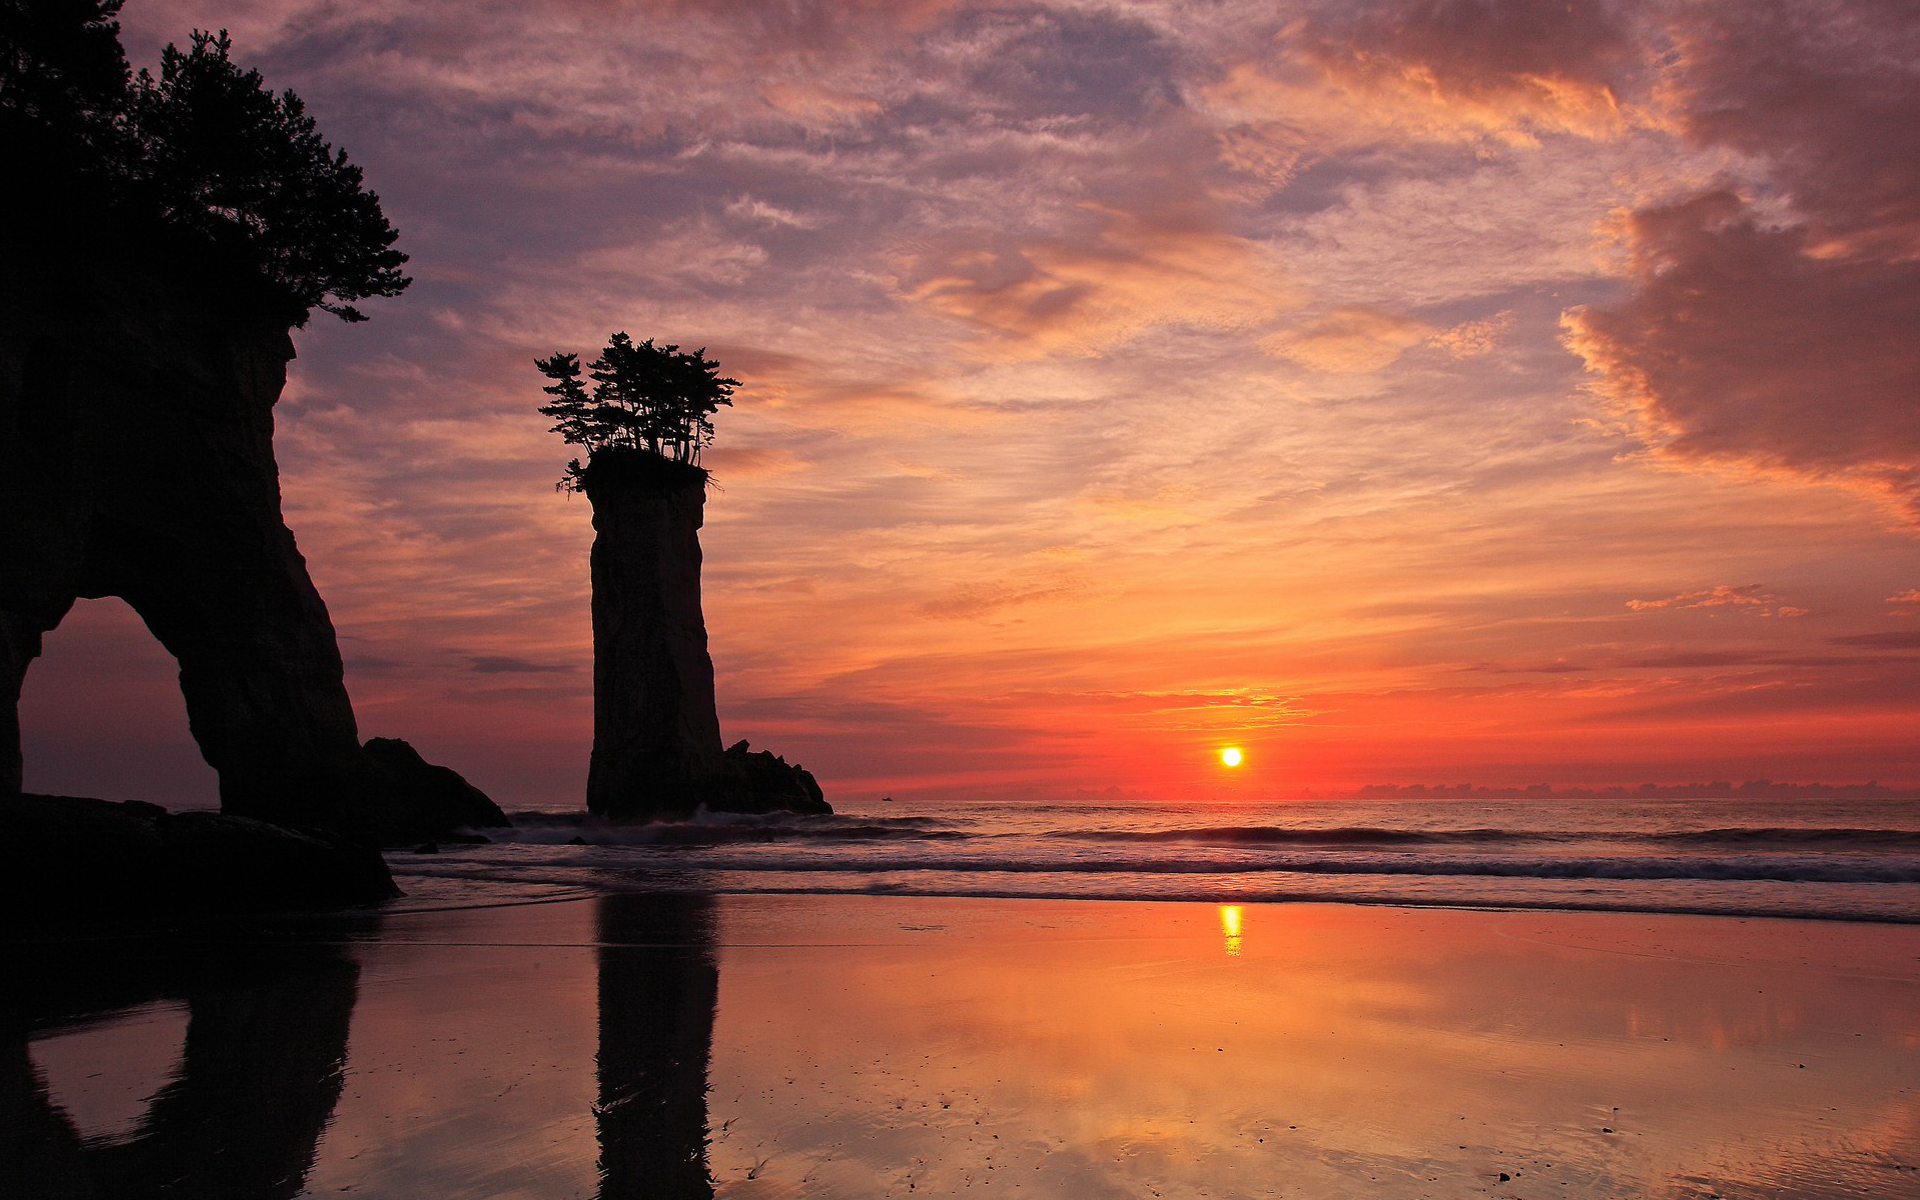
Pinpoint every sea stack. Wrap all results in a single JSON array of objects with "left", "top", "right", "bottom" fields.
[
  {"left": 536, "top": 334, "right": 828, "bottom": 821},
  {"left": 581, "top": 451, "right": 725, "bottom": 820}
]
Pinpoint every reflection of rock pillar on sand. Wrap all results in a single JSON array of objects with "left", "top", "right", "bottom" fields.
[{"left": 595, "top": 891, "right": 720, "bottom": 1199}]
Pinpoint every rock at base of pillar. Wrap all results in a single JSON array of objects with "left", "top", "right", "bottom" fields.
[
  {"left": 361, "top": 736, "right": 511, "bottom": 845},
  {"left": 706, "top": 740, "right": 831, "bottom": 815},
  {"left": 0, "top": 793, "right": 400, "bottom": 920}
]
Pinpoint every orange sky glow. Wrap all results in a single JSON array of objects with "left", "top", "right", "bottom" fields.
[{"left": 19, "top": 0, "right": 1920, "bottom": 807}]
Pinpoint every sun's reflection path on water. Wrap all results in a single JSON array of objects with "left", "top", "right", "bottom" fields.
[{"left": 1218, "top": 904, "right": 1243, "bottom": 957}]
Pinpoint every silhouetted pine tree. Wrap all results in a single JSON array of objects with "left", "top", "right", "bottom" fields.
[
  {"left": 1, "top": 5, "right": 406, "bottom": 324},
  {"left": 535, "top": 334, "right": 738, "bottom": 490}
]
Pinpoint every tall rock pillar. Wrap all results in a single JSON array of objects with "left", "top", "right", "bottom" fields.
[{"left": 581, "top": 452, "right": 724, "bottom": 820}]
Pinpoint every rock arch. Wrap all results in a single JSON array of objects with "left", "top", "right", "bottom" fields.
[{"left": 0, "top": 242, "right": 503, "bottom": 842}]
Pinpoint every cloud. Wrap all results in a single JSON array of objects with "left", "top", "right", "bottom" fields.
[
  {"left": 1626, "top": 584, "right": 1804, "bottom": 617},
  {"left": 1565, "top": 2, "right": 1920, "bottom": 524},
  {"left": 1831, "top": 631, "right": 1920, "bottom": 651},
  {"left": 955, "top": 6, "right": 1182, "bottom": 127},
  {"left": 1257, "top": 305, "right": 1506, "bottom": 374},
  {"left": 893, "top": 175, "right": 1298, "bottom": 357},
  {"left": 703, "top": 445, "right": 806, "bottom": 478},
  {"left": 1428, "top": 310, "right": 1512, "bottom": 357},
  {"left": 916, "top": 578, "right": 1082, "bottom": 620},
  {"left": 725, "top": 195, "right": 820, "bottom": 228},
  {"left": 468, "top": 655, "right": 577, "bottom": 675},
  {"left": 1295, "top": 0, "right": 1641, "bottom": 140},
  {"left": 1260, "top": 306, "right": 1434, "bottom": 373},
  {"left": 1566, "top": 191, "right": 1920, "bottom": 519}
]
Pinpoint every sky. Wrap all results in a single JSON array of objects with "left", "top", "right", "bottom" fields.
[{"left": 20, "top": 0, "right": 1920, "bottom": 807}]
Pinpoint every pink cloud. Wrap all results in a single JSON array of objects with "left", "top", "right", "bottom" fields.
[
  {"left": 1566, "top": 190, "right": 1920, "bottom": 520},
  {"left": 1291, "top": 0, "right": 1642, "bottom": 139}
]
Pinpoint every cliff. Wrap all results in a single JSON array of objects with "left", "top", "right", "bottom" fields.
[
  {"left": 0, "top": 218, "right": 505, "bottom": 845},
  {"left": 579, "top": 450, "right": 828, "bottom": 820}
]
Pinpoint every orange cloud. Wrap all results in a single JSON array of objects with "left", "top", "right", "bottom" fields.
[
  {"left": 1626, "top": 585, "right": 1806, "bottom": 619},
  {"left": 1208, "top": 0, "right": 1640, "bottom": 151},
  {"left": 1260, "top": 306, "right": 1435, "bottom": 373},
  {"left": 895, "top": 195, "right": 1297, "bottom": 358}
]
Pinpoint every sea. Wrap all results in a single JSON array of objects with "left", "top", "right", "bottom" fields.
[{"left": 388, "top": 795, "right": 1920, "bottom": 923}]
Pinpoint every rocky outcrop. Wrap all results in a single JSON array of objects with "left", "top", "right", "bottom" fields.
[
  {"left": 579, "top": 450, "right": 829, "bottom": 820},
  {"left": 362, "top": 736, "right": 509, "bottom": 845},
  {"left": 0, "top": 793, "right": 398, "bottom": 915},
  {"left": 711, "top": 740, "right": 831, "bottom": 815},
  {"left": 0, "top": 221, "right": 498, "bottom": 842}
]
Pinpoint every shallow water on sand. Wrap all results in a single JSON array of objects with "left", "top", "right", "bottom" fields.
[{"left": 9, "top": 895, "right": 1920, "bottom": 1198}]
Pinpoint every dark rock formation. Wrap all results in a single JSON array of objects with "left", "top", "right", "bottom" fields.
[
  {"left": 0, "top": 231, "right": 364, "bottom": 832},
  {"left": 0, "top": 793, "right": 398, "bottom": 916},
  {"left": 581, "top": 452, "right": 727, "bottom": 820},
  {"left": 579, "top": 451, "right": 831, "bottom": 820},
  {"left": 0, "top": 222, "right": 499, "bottom": 843},
  {"left": 361, "top": 736, "right": 509, "bottom": 845},
  {"left": 712, "top": 740, "right": 831, "bottom": 815}
]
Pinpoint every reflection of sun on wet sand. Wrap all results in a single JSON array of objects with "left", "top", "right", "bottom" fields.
[{"left": 11, "top": 895, "right": 1920, "bottom": 1198}]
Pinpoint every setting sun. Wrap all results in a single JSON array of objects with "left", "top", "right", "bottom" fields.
[{"left": 1221, "top": 747, "right": 1243, "bottom": 768}]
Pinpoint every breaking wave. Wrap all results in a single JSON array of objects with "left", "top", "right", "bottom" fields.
[{"left": 390, "top": 796, "right": 1920, "bottom": 923}]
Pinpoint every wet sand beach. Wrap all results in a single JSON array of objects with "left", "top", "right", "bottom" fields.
[{"left": 9, "top": 895, "right": 1920, "bottom": 1198}]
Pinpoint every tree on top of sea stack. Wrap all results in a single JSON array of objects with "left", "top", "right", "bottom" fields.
[
  {"left": 533, "top": 334, "right": 827, "bottom": 821},
  {"left": 535, "top": 334, "right": 738, "bottom": 490}
]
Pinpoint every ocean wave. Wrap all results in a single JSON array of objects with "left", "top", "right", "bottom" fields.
[
  {"left": 1046, "top": 824, "right": 1920, "bottom": 849},
  {"left": 495, "top": 811, "right": 966, "bottom": 846},
  {"left": 1051, "top": 825, "right": 1532, "bottom": 846},
  {"left": 1651, "top": 827, "right": 1920, "bottom": 848},
  {"left": 400, "top": 844, "right": 1920, "bottom": 884}
]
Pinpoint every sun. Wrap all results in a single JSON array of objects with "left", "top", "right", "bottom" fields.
[{"left": 1221, "top": 747, "right": 1243, "bottom": 768}]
